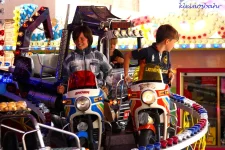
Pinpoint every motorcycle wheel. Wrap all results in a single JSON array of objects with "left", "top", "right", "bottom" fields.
[
  {"left": 138, "top": 129, "right": 154, "bottom": 146},
  {"left": 2, "top": 131, "right": 19, "bottom": 150}
]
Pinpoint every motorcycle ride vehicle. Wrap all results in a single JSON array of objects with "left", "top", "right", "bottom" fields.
[
  {"left": 62, "top": 70, "right": 111, "bottom": 150},
  {"left": 127, "top": 63, "right": 177, "bottom": 147}
]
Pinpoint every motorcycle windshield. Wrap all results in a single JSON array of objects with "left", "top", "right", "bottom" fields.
[
  {"left": 68, "top": 71, "right": 97, "bottom": 91},
  {"left": 132, "top": 63, "right": 163, "bottom": 83}
]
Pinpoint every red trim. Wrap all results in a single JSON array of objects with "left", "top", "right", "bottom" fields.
[
  {"left": 138, "top": 124, "right": 156, "bottom": 133},
  {"left": 176, "top": 68, "right": 225, "bottom": 131}
]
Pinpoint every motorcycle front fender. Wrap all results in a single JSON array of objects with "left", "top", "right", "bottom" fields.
[{"left": 138, "top": 124, "right": 156, "bottom": 134}]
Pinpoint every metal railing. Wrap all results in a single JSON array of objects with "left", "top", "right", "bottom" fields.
[{"left": 0, "top": 114, "right": 80, "bottom": 149}]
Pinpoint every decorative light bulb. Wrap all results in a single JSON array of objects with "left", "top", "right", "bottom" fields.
[
  {"left": 18, "top": 32, "right": 24, "bottom": 37},
  {"left": 29, "top": 18, "right": 34, "bottom": 22},
  {"left": 174, "top": 43, "right": 179, "bottom": 49},
  {"left": 23, "top": 23, "right": 28, "bottom": 28},
  {"left": 40, "top": 7, "right": 46, "bottom": 11},
  {"left": 222, "top": 43, "right": 225, "bottom": 48},
  {"left": 34, "top": 12, "right": 40, "bottom": 16},
  {"left": 190, "top": 43, "right": 195, "bottom": 49},
  {"left": 16, "top": 41, "right": 21, "bottom": 46},
  {"left": 206, "top": 43, "right": 211, "bottom": 48},
  {"left": 128, "top": 45, "right": 133, "bottom": 49},
  {"left": 12, "top": 46, "right": 16, "bottom": 50}
]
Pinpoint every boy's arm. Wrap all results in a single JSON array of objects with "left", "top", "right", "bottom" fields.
[
  {"left": 124, "top": 48, "right": 146, "bottom": 75},
  {"left": 124, "top": 48, "right": 148, "bottom": 81},
  {"left": 101, "top": 53, "right": 113, "bottom": 85},
  {"left": 124, "top": 51, "right": 132, "bottom": 77},
  {"left": 167, "top": 52, "right": 174, "bottom": 85},
  {"left": 167, "top": 52, "right": 173, "bottom": 73}
]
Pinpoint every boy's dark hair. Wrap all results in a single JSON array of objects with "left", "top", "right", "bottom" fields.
[
  {"left": 72, "top": 25, "right": 93, "bottom": 47},
  {"left": 156, "top": 24, "right": 179, "bottom": 43}
]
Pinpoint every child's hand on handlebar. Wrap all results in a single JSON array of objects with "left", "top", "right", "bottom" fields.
[
  {"left": 101, "top": 86, "right": 109, "bottom": 95},
  {"left": 124, "top": 75, "right": 132, "bottom": 84}
]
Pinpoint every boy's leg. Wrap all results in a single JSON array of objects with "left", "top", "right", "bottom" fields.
[
  {"left": 103, "top": 102, "right": 113, "bottom": 122},
  {"left": 104, "top": 102, "right": 121, "bottom": 133}
]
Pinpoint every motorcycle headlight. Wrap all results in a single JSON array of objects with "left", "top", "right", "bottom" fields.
[
  {"left": 75, "top": 96, "right": 90, "bottom": 111},
  {"left": 141, "top": 90, "right": 156, "bottom": 105},
  {"left": 77, "top": 122, "right": 88, "bottom": 131}
]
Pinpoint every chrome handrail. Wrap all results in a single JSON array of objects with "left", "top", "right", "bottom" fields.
[{"left": 0, "top": 114, "right": 81, "bottom": 149}]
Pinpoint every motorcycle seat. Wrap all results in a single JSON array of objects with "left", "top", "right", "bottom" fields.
[{"left": 29, "top": 54, "right": 58, "bottom": 78}]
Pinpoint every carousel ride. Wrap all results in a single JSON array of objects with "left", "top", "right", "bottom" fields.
[{"left": 0, "top": 4, "right": 209, "bottom": 150}]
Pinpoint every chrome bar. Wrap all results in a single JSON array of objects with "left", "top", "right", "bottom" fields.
[
  {"left": 27, "top": 115, "right": 45, "bottom": 148},
  {"left": 38, "top": 123, "right": 81, "bottom": 148},
  {"left": 62, "top": 123, "right": 70, "bottom": 130},
  {"left": 22, "top": 129, "right": 38, "bottom": 150},
  {"left": 115, "top": 79, "right": 124, "bottom": 100},
  {"left": 1, "top": 124, "right": 25, "bottom": 134},
  {"left": 0, "top": 114, "right": 45, "bottom": 148}
]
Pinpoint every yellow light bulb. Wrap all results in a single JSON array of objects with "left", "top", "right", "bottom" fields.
[
  {"left": 18, "top": 32, "right": 24, "bottom": 37},
  {"left": 16, "top": 41, "right": 21, "bottom": 46}
]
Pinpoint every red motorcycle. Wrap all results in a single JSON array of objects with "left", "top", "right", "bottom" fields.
[{"left": 127, "top": 63, "right": 177, "bottom": 146}]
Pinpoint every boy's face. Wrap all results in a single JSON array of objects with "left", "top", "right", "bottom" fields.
[
  {"left": 110, "top": 40, "right": 117, "bottom": 52},
  {"left": 75, "top": 32, "right": 89, "bottom": 50},
  {"left": 165, "top": 39, "right": 177, "bottom": 52}
]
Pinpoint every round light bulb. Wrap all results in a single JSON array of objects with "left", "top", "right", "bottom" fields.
[
  {"left": 206, "top": 43, "right": 211, "bottom": 48},
  {"left": 128, "top": 45, "right": 133, "bottom": 49},
  {"left": 174, "top": 43, "right": 179, "bottom": 49},
  {"left": 190, "top": 43, "right": 195, "bottom": 49},
  {"left": 222, "top": 43, "right": 225, "bottom": 48},
  {"left": 12, "top": 46, "right": 16, "bottom": 50}
]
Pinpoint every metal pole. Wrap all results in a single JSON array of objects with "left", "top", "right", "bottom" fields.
[{"left": 56, "top": 4, "right": 70, "bottom": 80}]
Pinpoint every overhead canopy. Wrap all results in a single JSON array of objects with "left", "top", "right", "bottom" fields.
[{"left": 69, "top": 6, "right": 132, "bottom": 36}]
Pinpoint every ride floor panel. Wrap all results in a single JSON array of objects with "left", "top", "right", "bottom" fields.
[{"left": 49, "top": 129, "right": 136, "bottom": 150}]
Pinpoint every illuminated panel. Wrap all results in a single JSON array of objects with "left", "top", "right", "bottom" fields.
[{"left": 15, "top": 7, "right": 53, "bottom": 52}]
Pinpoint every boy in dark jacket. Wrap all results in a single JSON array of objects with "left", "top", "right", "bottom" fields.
[{"left": 124, "top": 24, "right": 179, "bottom": 132}]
